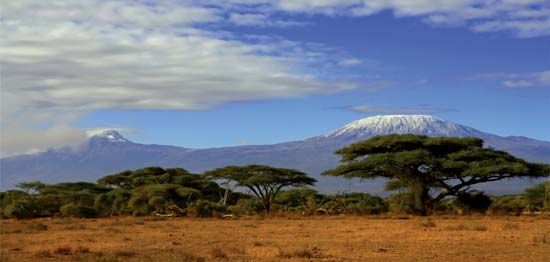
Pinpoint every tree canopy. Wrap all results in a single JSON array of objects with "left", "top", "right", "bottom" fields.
[
  {"left": 204, "top": 165, "right": 317, "bottom": 213},
  {"left": 323, "top": 134, "right": 550, "bottom": 215},
  {"left": 95, "top": 167, "right": 221, "bottom": 216}
]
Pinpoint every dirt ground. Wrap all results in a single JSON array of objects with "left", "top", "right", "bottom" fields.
[{"left": 1, "top": 215, "right": 549, "bottom": 261}]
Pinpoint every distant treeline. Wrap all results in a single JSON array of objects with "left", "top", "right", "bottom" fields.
[{"left": 2, "top": 135, "right": 549, "bottom": 218}]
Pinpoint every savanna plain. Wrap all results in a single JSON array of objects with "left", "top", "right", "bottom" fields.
[{"left": 1, "top": 215, "right": 549, "bottom": 262}]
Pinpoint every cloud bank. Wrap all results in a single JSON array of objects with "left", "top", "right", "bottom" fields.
[{"left": 0, "top": 1, "right": 354, "bottom": 156}]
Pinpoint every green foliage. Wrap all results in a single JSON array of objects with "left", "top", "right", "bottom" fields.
[
  {"left": 204, "top": 165, "right": 316, "bottom": 213},
  {"left": 386, "top": 192, "right": 416, "bottom": 214},
  {"left": 488, "top": 195, "right": 527, "bottom": 215},
  {"left": 454, "top": 191, "right": 492, "bottom": 214},
  {"left": 3, "top": 199, "right": 38, "bottom": 219},
  {"left": 1, "top": 190, "right": 29, "bottom": 217},
  {"left": 187, "top": 200, "right": 226, "bottom": 218},
  {"left": 324, "top": 134, "right": 550, "bottom": 215},
  {"left": 16, "top": 181, "right": 46, "bottom": 194},
  {"left": 524, "top": 181, "right": 550, "bottom": 211},
  {"left": 2, "top": 162, "right": 546, "bottom": 219},
  {"left": 59, "top": 203, "right": 98, "bottom": 218},
  {"left": 342, "top": 193, "right": 388, "bottom": 215},
  {"left": 94, "top": 188, "right": 132, "bottom": 216},
  {"left": 97, "top": 167, "right": 219, "bottom": 197},
  {"left": 276, "top": 188, "right": 319, "bottom": 211},
  {"left": 229, "top": 198, "right": 264, "bottom": 215}
]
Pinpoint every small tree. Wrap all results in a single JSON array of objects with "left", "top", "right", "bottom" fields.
[
  {"left": 324, "top": 134, "right": 550, "bottom": 215},
  {"left": 204, "top": 165, "right": 316, "bottom": 213}
]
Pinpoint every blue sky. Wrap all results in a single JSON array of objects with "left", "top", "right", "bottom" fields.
[{"left": 1, "top": 1, "right": 549, "bottom": 155}]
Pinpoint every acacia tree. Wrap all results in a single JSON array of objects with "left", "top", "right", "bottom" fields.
[
  {"left": 323, "top": 134, "right": 550, "bottom": 215},
  {"left": 204, "top": 165, "right": 317, "bottom": 213}
]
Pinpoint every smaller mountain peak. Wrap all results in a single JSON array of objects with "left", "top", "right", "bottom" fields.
[{"left": 89, "top": 130, "right": 129, "bottom": 143}]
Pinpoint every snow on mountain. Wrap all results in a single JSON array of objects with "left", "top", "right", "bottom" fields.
[
  {"left": 323, "top": 115, "right": 482, "bottom": 139},
  {"left": 88, "top": 130, "right": 130, "bottom": 143}
]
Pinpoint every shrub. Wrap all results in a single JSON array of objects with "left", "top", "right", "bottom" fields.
[
  {"left": 60, "top": 203, "right": 98, "bottom": 218},
  {"left": 275, "top": 188, "right": 319, "bottom": 211},
  {"left": 0, "top": 190, "right": 29, "bottom": 217},
  {"left": 524, "top": 181, "right": 548, "bottom": 212},
  {"left": 343, "top": 193, "right": 388, "bottom": 215},
  {"left": 229, "top": 198, "right": 264, "bottom": 215},
  {"left": 187, "top": 200, "right": 226, "bottom": 218},
  {"left": 3, "top": 200, "right": 37, "bottom": 219},
  {"left": 454, "top": 191, "right": 492, "bottom": 214},
  {"left": 148, "top": 196, "right": 166, "bottom": 211},
  {"left": 386, "top": 193, "right": 416, "bottom": 214},
  {"left": 488, "top": 195, "right": 526, "bottom": 215}
]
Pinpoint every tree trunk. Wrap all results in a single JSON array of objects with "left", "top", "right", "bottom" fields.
[
  {"left": 264, "top": 201, "right": 271, "bottom": 214},
  {"left": 409, "top": 179, "right": 430, "bottom": 216},
  {"left": 222, "top": 180, "right": 230, "bottom": 206}
]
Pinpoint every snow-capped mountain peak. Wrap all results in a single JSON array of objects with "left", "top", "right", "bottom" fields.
[
  {"left": 323, "top": 115, "right": 482, "bottom": 138},
  {"left": 89, "top": 130, "right": 129, "bottom": 143}
]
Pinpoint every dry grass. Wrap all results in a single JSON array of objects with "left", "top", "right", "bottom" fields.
[
  {"left": 418, "top": 219, "right": 436, "bottom": 228},
  {"left": 502, "top": 222, "right": 520, "bottom": 230},
  {"left": 1, "top": 216, "right": 550, "bottom": 261}
]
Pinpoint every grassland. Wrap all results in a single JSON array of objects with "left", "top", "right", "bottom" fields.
[{"left": 1, "top": 215, "right": 549, "bottom": 261}]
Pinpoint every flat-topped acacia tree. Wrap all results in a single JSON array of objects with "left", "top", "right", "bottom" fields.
[
  {"left": 323, "top": 134, "right": 550, "bottom": 215},
  {"left": 203, "top": 165, "right": 316, "bottom": 213}
]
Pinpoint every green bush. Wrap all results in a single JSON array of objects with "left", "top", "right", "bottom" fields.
[
  {"left": 3, "top": 200, "right": 38, "bottom": 219},
  {"left": 60, "top": 203, "right": 98, "bottom": 218},
  {"left": 187, "top": 200, "right": 226, "bottom": 218},
  {"left": 488, "top": 195, "right": 526, "bottom": 215},
  {"left": 229, "top": 198, "right": 264, "bottom": 215},
  {"left": 454, "top": 191, "right": 492, "bottom": 214},
  {"left": 148, "top": 196, "right": 166, "bottom": 211},
  {"left": 276, "top": 188, "right": 319, "bottom": 211},
  {"left": 524, "top": 181, "right": 549, "bottom": 212},
  {"left": 1, "top": 190, "right": 29, "bottom": 218},
  {"left": 386, "top": 193, "right": 416, "bottom": 214},
  {"left": 343, "top": 193, "right": 388, "bottom": 215}
]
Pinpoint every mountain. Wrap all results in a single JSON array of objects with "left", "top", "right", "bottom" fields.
[{"left": 2, "top": 115, "right": 549, "bottom": 194}]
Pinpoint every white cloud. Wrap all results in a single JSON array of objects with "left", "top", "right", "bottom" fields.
[
  {"left": 475, "top": 71, "right": 550, "bottom": 88},
  {"left": 216, "top": 0, "right": 550, "bottom": 38},
  {"left": 472, "top": 19, "right": 550, "bottom": 38},
  {"left": 338, "top": 58, "right": 362, "bottom": 66},
  {"left": 229, "top": 13, "right": 308, "bottom": 27},
  {"left": 0, "top": 0, "right": 356, "bottom": 156},
  {"left": 0, "top": 124, "right": 87, "bottom": 157},
  {"left": 348, "top": 104, "right": 455, "bottom": 114}
]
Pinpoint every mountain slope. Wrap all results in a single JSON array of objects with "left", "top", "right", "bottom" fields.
[{"left": 2, "top": 115, "right": 549, "bottom": 193}]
